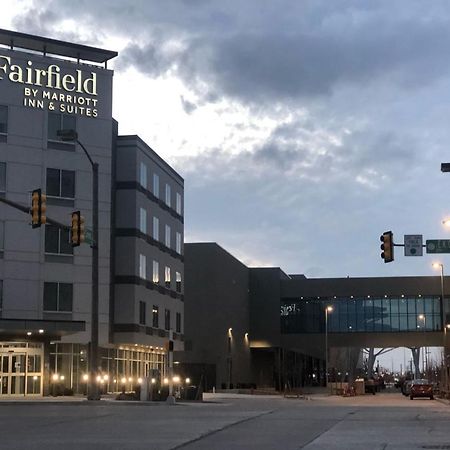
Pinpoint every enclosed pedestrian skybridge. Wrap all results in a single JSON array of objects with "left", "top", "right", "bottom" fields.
[{"left": 279, "top": 276, "right": 448, "bottom": 350}]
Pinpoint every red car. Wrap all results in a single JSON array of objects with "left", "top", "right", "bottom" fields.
[{"left": 410, "top": 379, "right": 434, "bottom": 400}]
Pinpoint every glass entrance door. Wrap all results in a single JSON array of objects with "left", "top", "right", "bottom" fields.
[
  {"left": 0, "top": 353, "right": 26, "bottom": 395},
  {"left": 0, "top": 343, "right": 43, "bottom": 396}
]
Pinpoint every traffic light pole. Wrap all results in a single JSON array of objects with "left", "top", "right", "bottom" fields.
[
  {"left": 76, "top": 139, "right": 100, "bottom": 402},
  {"left": 57, "top": 129, "right": 100, "bottom": 401}
]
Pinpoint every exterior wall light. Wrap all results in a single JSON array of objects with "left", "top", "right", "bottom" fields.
[
  {"left": 38, "top": 329, "right": 44, "bottom": 334},
  {"left": 52, "top": 374, "right": 59, "bottom": 382},
  {"left": 83, "top": 374, "right": 89, "bottom": 381},
  {"left": 185, "top": 378, "right": 191, "bottom": 384}
]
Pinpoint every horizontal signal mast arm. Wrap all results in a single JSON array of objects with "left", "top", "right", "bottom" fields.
[{"left": 0, "top": 196, "right": 70, "bottom": 231}]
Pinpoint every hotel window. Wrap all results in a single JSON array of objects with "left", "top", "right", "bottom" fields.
[
  {"left": 0, "top": 221, "right": 4, "bottom": 251},
  {"left": 139, "top": 208, "right": 147, "bottom": 234},
  {"left": 165, "top": 225, "right": 171, "bottom": 248},
  {"left": 139, "top": 162, "right": 147, "bottom": 189},
  {"left": 165, "top": 184, "right": 171, "bottom": 207},
  {"left": 0, "top": 105, "right": 7, "bottom": 133},
  {"left": 48, "top": 112, "right": 76, "bottom": 141},
  {"left": 176, "top": 232, "right": 182, "bottom": 254},
  {"left": 165, "top": 308, "right": 171, "bottom": 331},
  {"left": 46, "top": 168, "right": 75, "bottom": 198},
  {"left": 176, "top": 312, "right": 181, "bottom": 333},
  {"left": 176, "top": 272, "right": 182, "bottom": 293},
  {"left": 152, "top": 305, "right": 159, "bottom": 328},
  {"left": 43, "top": 282, "right": 73, "bottom": 312},
  {"left": 139, "top": 254, "right": 146, "bottom": 280},
  {"left": 165, "top": 266, "right": 171, "bottom": 289},
  {"left": 152, "top": 260, "right": 159, "bottom": 284},
  {"left": 176, "top": 192, "right": 182, "bottom": 215},
  {"left": 139, "top": 301, "right": 146, "bottom": 325},
  {"left": 45, "top": 225, "right": 72, "bottom": 255},
  {"left": 0, "top": 162, "right": 5, "bottom": 192},
  {"left": 153, "top": 217, "right": 159, "bottom": 241},
  {"left": 153, "top": 173, "right": 159, "bottom": 198}
]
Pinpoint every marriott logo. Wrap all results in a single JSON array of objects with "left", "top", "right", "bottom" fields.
[{"left": 0, "top": 55, "right": 97, "bottom": 96}]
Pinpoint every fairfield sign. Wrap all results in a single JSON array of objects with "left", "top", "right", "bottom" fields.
[{"left": 0, "top": 55, "right": 100, "bottom": 117}]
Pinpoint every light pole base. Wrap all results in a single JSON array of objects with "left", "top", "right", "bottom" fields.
[{"left": 166, "top": 395, "right": 176, "bottom": 405}]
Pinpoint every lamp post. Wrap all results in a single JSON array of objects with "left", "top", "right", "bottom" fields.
[
  {"left": 57, "top": 129, "right": 100, "bottom": 401},
  {"left": 227, "top": 328, "right": 233, "bottom": 389},
  {"left": 418, "top": 314, "right": 426, "bottom": 374},
  {"left": 325, "top": 306, "right": 333, "bottom": 389},
  {"left": 434, "top": 260, "right": 449, "bottom": 389}
]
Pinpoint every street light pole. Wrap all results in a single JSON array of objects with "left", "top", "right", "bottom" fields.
[
  {"left": 57, "top": 129, "right": 100, "bottom": 401},
  {"left": 325, "top": 306, "right": 333, "bottom": 390}
]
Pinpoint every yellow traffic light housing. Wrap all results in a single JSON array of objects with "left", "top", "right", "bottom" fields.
[
  {"left": 71, "top": 211, "right": 85, "bottom": 247},
  {"left": 30, "top": 189, "right": 46, "bottom": 228},
  {"left": 380, "top": 231, "right": 394, "bottom": 263}
]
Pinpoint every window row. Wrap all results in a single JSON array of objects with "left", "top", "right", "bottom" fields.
[
  {"left": 0, "top": 163, "right": 75, "bottom": 199},
  {"left": 0, "top": 108, "right": 75, "bottom": 141},
  {"left": 139, "top": 208, "right": 182, "bottom": 254},
  {"left": 139, "top": 162, "right": 182, "bottom": 216},
  {"left": 138, "top": 301, "right": 182, "bottom": 333},
  {"left": 138, "top": 255, "right": 182, "bottom": 292}
]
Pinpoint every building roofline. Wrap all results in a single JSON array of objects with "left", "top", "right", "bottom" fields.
[
  {"left": 117, "top": 134, "right": 184, "bottom": 183},
  {"left": 0, "top": 28, "right": 117, "bottom": 64}
]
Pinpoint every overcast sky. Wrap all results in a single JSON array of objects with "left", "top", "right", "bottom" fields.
[{"left": 3, "top": 0, "right": 450, "bottom": 281}]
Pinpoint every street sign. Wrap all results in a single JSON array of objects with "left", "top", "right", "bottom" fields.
[
  {"left": 85, "top": 228, "right": 93, "bottom": 245},
  {"left": 426, "top": 239, "right": 450, "bottom": 254},
  {"left": 404, "top": 235, "right": 423, "bottom": 256}
]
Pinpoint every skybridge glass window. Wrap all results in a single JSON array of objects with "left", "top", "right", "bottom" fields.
[{"left": 280, "top": 296, "right": 442, "bottom": 334}]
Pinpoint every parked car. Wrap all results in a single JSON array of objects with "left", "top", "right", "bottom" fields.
[
  {"left": 410, "top": 379, "right": 434, "bottom": 400},
  {"left": 401, "top": 380, "right": 412, "bottom": 396}
]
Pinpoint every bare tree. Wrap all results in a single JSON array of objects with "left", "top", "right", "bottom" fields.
[{"left": 364, "top": 348, "right": 394, "bottom": 377}]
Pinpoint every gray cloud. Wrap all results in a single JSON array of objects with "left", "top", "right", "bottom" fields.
[{"left": 9, "top": 1, "right": 450, "bottom": 278}]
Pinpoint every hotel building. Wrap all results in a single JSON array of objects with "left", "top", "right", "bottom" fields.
[{"left": 0, "top": 29, "right": 183, "bottom": 396}]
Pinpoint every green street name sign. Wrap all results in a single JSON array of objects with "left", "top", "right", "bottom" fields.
[
  {"left": 85, "top": 229, "right": 93, "bottom": 245},
  {"left": 426, "top": 239, "right": 450, "bottom": 254}
]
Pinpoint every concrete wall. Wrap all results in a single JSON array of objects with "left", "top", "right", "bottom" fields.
[
  {"left": 113, "top": 136, "right": 184, "bottom": 349},
  {"left": 178, "top": 243, "right": 251, "bottom": 388}
]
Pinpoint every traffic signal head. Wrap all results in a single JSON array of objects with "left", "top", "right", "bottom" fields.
[
  {"left": 30, "top": 189, "right": 46, "bottom": 228},
  {"left": 71, "top": 211, "right": 85, "bottom": 247},
  {"left": 380, "top": 231, "right": 394, "bottom": 263}
]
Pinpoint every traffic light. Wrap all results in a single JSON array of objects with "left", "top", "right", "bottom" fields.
[
  {"left": 30, "top": 189, "right": 46, "bottom": 228},
  {"left": 70, "top": 211, "right": 85, "bottom": 247},
  {"left": 380, "top": 231, "right": 394, "bottom": 263}
]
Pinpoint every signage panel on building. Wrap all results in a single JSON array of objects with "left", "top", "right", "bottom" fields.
[{"left": 0, "top": 53, "right": 101, "bottom": 118}]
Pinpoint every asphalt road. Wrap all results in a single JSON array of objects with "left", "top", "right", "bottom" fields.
[{"left": 1, "top": 392, "right": 450, "bottom": 449}]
